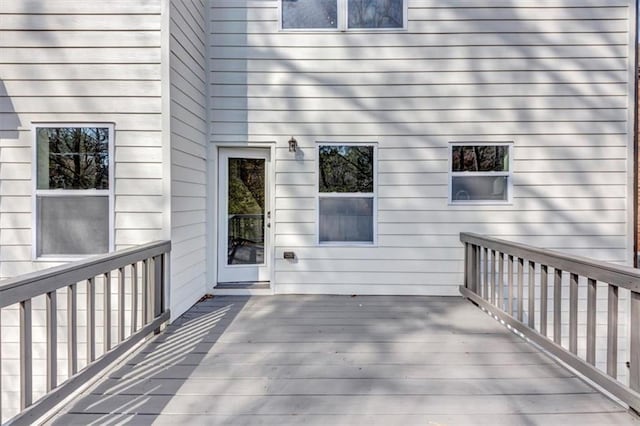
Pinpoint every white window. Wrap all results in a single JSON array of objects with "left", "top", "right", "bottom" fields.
[
  {"left": 318, "top": 143, "right": 376, "bottom": 244},
  {"left": 281, "top": 0, "right": 406, "bottom": 31},
  {"left": 34, "top": 124, "right": 114, "bottom": 258},
  {"left": 449, "top": 143, "right": 513, "bottom": 204}
]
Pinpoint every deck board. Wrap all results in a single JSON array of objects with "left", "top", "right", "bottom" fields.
[{"left": 50, "top": 295, "right": 639, "bottom": 425}]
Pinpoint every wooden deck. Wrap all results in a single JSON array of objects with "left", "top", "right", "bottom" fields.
[{"left": 50, "top": 296, "right": 638, "bottom": 425}]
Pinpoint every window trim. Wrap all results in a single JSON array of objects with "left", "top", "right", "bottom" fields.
[
  {"left": 448, "top": 141, "right": 514, "bottom": 206},
  {"left": 279, "top": 0, "right": 408, "bottom": 32},
  {"left": 32, "top": 123, "right": 115, "bottom": 261},
  {"left": 316, "top": 142, "right": 377, "bottom": 246}
]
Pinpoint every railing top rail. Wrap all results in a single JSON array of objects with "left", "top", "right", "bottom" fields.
[
  {"left": 0, "top": 240, "right": 171, "bottom": 309},
  {"left": 460, "top": 232, "right": 639, "bottom": 292}
]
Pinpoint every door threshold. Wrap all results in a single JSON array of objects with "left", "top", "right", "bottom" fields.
[{"left": 213, "top": 281, "right": 272, "bottom": 296}]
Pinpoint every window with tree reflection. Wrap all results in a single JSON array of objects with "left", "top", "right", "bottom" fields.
[
  {"left": 450, "top": 144, "right": 512, "bottom": 203},
  {"left": 318, "top": 144, "right": 375, "bottom": 243},
  {"left": 35, "top": 126, "right": 112, "bottom": 256}
]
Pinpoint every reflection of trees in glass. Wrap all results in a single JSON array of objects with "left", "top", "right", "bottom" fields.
[
  {"left": 452, "top": 146, "right": 509, "bottom": 172},
  {"left": 228, "top": 158, "right": 265, "bottom": 215},
  {"left": 319, "top": 146, "right": 374, "bottom": 193},
  {"left": 348, "top": 0, "right": 403, "bottom": 28},
  {"left": 38, "top": 127, "right": 109, "bottom": 190},
  {"left": 282, "top": 0, "right": 337, "bottom": 29}
]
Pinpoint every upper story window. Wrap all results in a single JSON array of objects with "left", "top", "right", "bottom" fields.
[
  {"left": 318, "top": 144, "right": 376, "bottom": 244},
  {"left": 449, "top": 143, "right": 513, "bottom": 205},
  {"left": 281, "top": 0, "right": 406, "bottom": 31},
  {"left": 34, "top": 125, "right": 114, "bottom": 258}
]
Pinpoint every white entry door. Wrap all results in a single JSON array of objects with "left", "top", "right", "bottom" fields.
[{"left": 217, "top": 148, "right": 271, "bottom": 283}]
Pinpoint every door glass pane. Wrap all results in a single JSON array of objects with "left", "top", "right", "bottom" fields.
[{"left": 228, "top": 158, "right": 265, "bottom": 265}]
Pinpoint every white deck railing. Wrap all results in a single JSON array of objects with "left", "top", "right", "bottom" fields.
[
  {"left": 460, "top": 232, "right": 640, "bottom": 414},
  {"left": 0, "top": 241, "right": 171, "bottom": 425}
]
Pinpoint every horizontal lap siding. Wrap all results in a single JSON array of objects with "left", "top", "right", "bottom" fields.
[
  {"left": 0, "top": 2, "right": 164, "bottom": 421},
  {"left": 210, "top": 0, "right": 633, "bottom": 295},
  {"left": 170, "top": 0, "right": 209, "bottom": 318},
  {"left": 0, "top": 1, "right": 165, "bottom": 278}
]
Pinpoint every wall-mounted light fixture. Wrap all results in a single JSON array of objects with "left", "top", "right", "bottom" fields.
[{"left": 288, "top": 136, "right": 297, "bottom": 152}]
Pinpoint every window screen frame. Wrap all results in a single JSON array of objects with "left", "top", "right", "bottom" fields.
[
  {"left": 316, "top": 142, "right": 377, "bottom": 246},
  {"left": 448, "top": 141, "right": 514, "bottom": 206},
  {"left": 32, "top": 123, "right": 115, "bottom": 260},
  {"left": 279, "top": 0, "right": 408, "bottom": 32}
]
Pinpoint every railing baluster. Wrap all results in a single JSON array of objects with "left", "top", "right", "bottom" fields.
[
  {"left": 68, "top": 283, "right": 78, "bottom": 375},
  {"left": 475, "top": 245, "right": 481, "bottom": 296},
  {"left": 142, "top": 259, "right": 149, "bottom": 325},
  {"left": 607, "top": 284, "right": 619, "bottom": 378},
  {"left": 586, "top": 278, "right": 597, "bottom": 365},
  {"left": 553, "top": 269, "right": 562, "bottom": 345},
  {"left": 464, "top": 243, "right": 470, "bottom": 290},
  {"left": 490, "top": 250, "right": 496, "bottom": 305},
  {"left": 118, "top": 266, "right": 125, "bottom": 342},
  {"left": 507, "top": 255, "right": 514, "bottom": 316},
  {"left": 20, "top": 299, "right": 32, "bottom": 409},
  {"left": 153, "top": 254, "right": 164, "bottom": 334},
  {"left": 470, "top": 245, "right": 478, "bottom": 294},
  {"left": 104, "top": 272, "right": 112, "bottom": 352},
  {"left": 569, "top": 273, "right": 578, "bottom": 354},
  {"left": 528, "top": 261, "right": 535, "bottom": 329},
  {"left": 46, "top": 290, "right": 57, "bottom": 391},
  {"left": 540, "top": 265, "right": 548, "bottom": 337},
  {"left": 497, "top": 252, "right": 504, "bottom": 310},
  {"left": 630, "top": 291, "right": 640, "bottom": 391},
  {"left": 483, "top": 247, "right": 489, "bottom": 300},
  {"left": 131, "top": 262, "right": 138, "bottom": 334},
  {"left": 87, "top": 277, "right": 96, "bottom": 363},
  {"left": 517, "top": 258, "right": 524, "bottom": 321}
]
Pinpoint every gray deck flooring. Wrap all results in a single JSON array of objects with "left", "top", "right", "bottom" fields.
[{"left": 51, "top": 296, "right": 639, "bottom": 425}]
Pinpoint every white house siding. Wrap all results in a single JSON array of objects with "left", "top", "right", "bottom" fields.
[
  {"left": 209, "top": 0, "right": 635, "bottom": 384},
  {"left": 169, "top": 0, "right": 210, "bottom": 318},
  {"left": 0, "top": 1, "right": 164, "bottom": 421},
  {"left": 209, "top": 0, "right": 635, "bottom": 295}
]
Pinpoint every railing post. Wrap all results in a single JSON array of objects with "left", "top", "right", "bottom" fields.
[
  {"left": 118, "top": 267, "right": 125, "bottom": 342},
  {"left": 586, "top": 278, "right": 597, "bottom": 365},
  {"left": 104, "top": 271, "right": 112, "bottom": 352},
  {"left": 490, "top": 250, "right": 496, "bottom": 305},
  {"left": 507, "top": 255, "right": 514, "bottom": 315},
  {"left": 497, "top": 252, "right": 504, "bottom": 310},
  {"left": 87, "top": 277, "right": 96, "bottom": 363},
  {"left": 607, "top": 284, "right": 619, "bottom": 378},
  {"left": 553, "top": 269, "right": 562, "bottom": 345},
  {"left": 528, "top": 261, "right": 535, "bottom": 328},
  {"left": 630, "top": 291, "right": 640, "bottom": 391},
  {"left": 517, "top": 258, "right": 524, "bottom": 321},
  {"left": 464, "top": 243, "right": 470, "bottom": 290},
  {"left": 46, "top": 290, "right": 57, "bottom": 391},
  {"left": 153, "top": 254, "right": 164, "bottom": 334},
  {"left": 68, "top": 283, "right": 78, "bottom": 376},
  {"left": 569, "top": 273, "right": 578, "bottom": 355},
  {"left": 540, "top": 265, "right": 548, "bottom": 337},
  {"left": 20, "top": 299, "right": 32, "bottom": 410}
]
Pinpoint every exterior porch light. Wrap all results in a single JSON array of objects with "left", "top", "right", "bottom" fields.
[{"left": 288, "top": 136, "right": 297, "bottom": 152}]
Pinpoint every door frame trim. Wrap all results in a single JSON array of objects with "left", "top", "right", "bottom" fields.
[{"left": 208, "top": 142, "right": 276, "bottom": 295}]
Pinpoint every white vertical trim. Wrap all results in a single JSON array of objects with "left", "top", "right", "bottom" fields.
[
  {"left": 160, "top": 0, "right": 172, "bottom": 244},
  {"left": 626, "top": 0, "right": 638, "bottom": 267}
]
